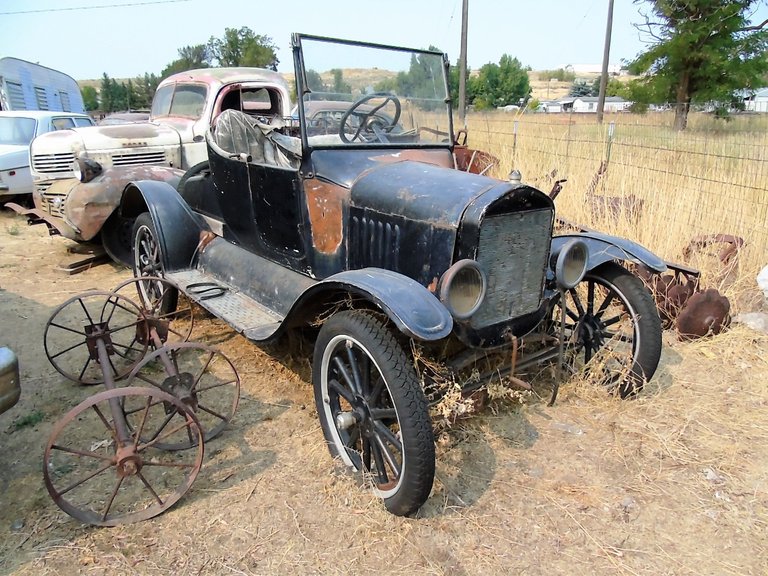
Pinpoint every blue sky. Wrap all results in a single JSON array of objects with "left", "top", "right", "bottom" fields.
[{"left": 1, "top": 0, "right": 767, "bottom": 80}]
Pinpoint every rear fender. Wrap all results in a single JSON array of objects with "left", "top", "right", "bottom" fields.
[
  {"left": 121, "top": 180, "right": 208, "bottom": 272},
  {"left": 551, "top": 232, "right": 667, "bottom": 273},
  {"left": 294, "top": 268, "right": 453, "bottom": 341}
]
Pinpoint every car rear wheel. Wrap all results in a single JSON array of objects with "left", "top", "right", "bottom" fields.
[{"left": 313, "top": 310, "right": 435, "bottom": 516}]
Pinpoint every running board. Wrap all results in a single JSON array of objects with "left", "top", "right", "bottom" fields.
[{"left": 166, "top": 269, "right": 284, "bottom": 341}]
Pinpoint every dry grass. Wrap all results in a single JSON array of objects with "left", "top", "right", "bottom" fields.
[{"left": 466, "top": 110, "right": 768, "bottom": 315}]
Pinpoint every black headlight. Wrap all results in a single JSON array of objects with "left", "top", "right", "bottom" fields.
[
  {"left": 72, "top": 158, "right": 102, "bottom": 183},
  {"left": 438, "top": 259, "right": 487, "bottom": 320}
]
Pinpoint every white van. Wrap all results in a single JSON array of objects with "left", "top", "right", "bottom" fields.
[{"left": 0, "top": 57, "right": 85, "bottom": 113}]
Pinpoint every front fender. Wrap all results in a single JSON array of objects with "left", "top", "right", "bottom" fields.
[
  {"left": 551, "top": 232, "right": 667, "bottom": 273},
  {"left": 61, "top": 165, "right": 184, "bottom": 241},
  {"left": 122, "top": 179, "right": 207, "bottom": 272},
  {"left": 295, "top": 268, "right": 453, "bottom": 341}
]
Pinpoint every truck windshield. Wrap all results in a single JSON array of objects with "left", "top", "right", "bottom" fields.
[
  {"left": 0, "top": 117, "right": 36, "bottom": 145},
  {"left": 298, "top": 36, "right": 452, "bottom": 147},
  {"left": 151, "top": 83, "right": 208, "bottom": 120}
]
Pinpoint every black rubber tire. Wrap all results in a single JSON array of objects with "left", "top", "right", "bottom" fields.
[
  {"left": 313, "top": 310, "right": 435, "bottom": 516},
  {"left": 101, "top": 210, "right": 135, "bottom": 266},
  {"left": 132, "top": 212, "right": 177, "bottom": 315},
  {"left": 556, "top": 262, "right": 662, "bottom": 398}
]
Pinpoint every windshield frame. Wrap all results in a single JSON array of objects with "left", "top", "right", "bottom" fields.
[{"left": 291, "top": 33, "right": 454, "bottom": 152}]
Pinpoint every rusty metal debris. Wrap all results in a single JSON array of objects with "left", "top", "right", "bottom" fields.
[
  {"left": 676, "top": 288, "right": 731, "bottom": 340},
  {"left": 636, "top": 234, "right": 740, "bottom": 340},
  {"left": 41, "top": 277, "right": 240, "bottom": 526},
  {"left": 453, "top": 129, "right": 498, "bottom": 175}
]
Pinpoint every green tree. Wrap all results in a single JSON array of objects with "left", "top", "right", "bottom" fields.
[
  {"left": 631, "top": 0, "right": 768, "bottom": 130},
  {"left": 207, "top": 27, "right": 279, "bottom": 70},
  {"left": 374, "top": 46, "right": 447, "bottom": 109},
  {"left": 330, "top": 69, "right": 351, "bottom": 94},
  {"left": 470, "top": 54, "right": 531, "bottom": 109},
  {"left": 80, "top": 85, "right": 99, "bottom": 111},
  {"left": 161, "top": 44, "right": 211, "bottom": 79},
  {"left": 568, "top": 79, "right": 596, "bottom": 97},
  {"left": 99, "top": 73, "right": 118, "bottom": 112},
  {"left": 132, "top": 73, "right": 160, "bottom": 108}
]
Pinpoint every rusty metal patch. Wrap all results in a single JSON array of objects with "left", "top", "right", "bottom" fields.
[{"left": 303, "top": 178, "right": 348, "bottom": 255}]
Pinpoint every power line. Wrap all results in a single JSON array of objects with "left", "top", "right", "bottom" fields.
[{"left": 0, "top": 0, "right": 193, "bottom": 16}]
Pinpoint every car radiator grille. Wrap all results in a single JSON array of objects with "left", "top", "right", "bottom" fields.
[
  {"left": 32, "top": 153, "right": 75, "bottom": 174},
  {"left": 470, "top": 208, "right": 552, "bottom": 329},
  {"left": 112, "top": 151, "right": 167, "bottom": 166},
  {"left": 349, "top": 216, "right": 401, "bottom": 270}
]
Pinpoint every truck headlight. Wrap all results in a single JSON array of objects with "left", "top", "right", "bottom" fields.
[
  {"left": 439, "top": 259, "right": 486, "bottom": 320},
  {"left": 554, "top": 239, "right": 589, "bottom": 290},
  {"left": 72, "top": 158, "right": 102, "bottom": 183}
]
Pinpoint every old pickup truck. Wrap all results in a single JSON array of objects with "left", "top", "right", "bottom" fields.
[{"left": 9, "top": 67, "right": 292, "bottom": 264}]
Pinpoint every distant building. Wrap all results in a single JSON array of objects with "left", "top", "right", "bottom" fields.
[
  {"left": 743, "top": 88, "right": 768, "bottom": 113},
  {"left": 540, "top": 100, "right": 564, "bottom": 113},
  {"left": 563, "top": 96, "right": 631, "bottom": 113},
  {"left": 564, "top": 63, "right": 623, "bottom": 75}
]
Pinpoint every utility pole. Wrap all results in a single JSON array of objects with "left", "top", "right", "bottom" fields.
[
  {"left": 458, "top": 0, "right": 468, "bottom": 127},
  {"left": 597, "top": 0, "right": 614, "bottom": 124}
]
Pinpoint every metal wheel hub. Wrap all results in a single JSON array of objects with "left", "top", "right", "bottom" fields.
[
  {"left": 577, "top": 315, "right": 605, "bottom": 350},
  {"left": 115, "top": 446, "right": 143, "bottom": 478},
  {"left": 161, "top": 372, "right": 198, "bottom": 412}
]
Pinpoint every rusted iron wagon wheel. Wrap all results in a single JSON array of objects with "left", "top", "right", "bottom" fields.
[
  {"left": 126, "top": 342, "right": 240, "bottom": 450},
  {"left": 43, "top": 386, "right": 204, "bottom": 526},
  {"left": 112, "top": 277, "right": 194, "bottom": 345},
  {"left": 44, "top": 291, "right": 149, "bottom": 385}
]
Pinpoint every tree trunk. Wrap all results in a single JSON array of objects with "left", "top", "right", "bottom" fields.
[{"left": 674, "top": 70, "right": 691, "bottom": 131}]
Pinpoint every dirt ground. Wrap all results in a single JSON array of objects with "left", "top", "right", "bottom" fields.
[{"left": 0, "top": 207, "right": 766, "bottom": 576}]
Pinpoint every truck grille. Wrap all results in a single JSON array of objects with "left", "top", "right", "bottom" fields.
[
  {"left": 470, "top": 208, "right": 552, "bottom": 329},
  {"left": 39, "top": 190, "right": 68, "bottom": 217},
  {"left": 32, "top": 153, "right": 75, "bottom": 174},
  {"left": 36, "top": 181, "right": 53, "bottom": 195},
  {"left": 112, "top": 151, "right": 167, "bottom": 166}
]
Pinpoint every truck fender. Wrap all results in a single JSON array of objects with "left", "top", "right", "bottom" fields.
[
  {"left": 295, "top": 268, "right": 453, "bottom": 341},
  {"left": 121, "top": 179, "right": 208, "bottom": 272},
  {"left": 551, "top": 232, "right": 667, "bottom": 274}
]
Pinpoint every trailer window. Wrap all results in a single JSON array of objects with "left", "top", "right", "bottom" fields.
[
  {"left": 59, "top": 91, "right": 72, "bottom": 112},
  {"left": 34, "top": 87, "right": 49, "bottom": 110}
]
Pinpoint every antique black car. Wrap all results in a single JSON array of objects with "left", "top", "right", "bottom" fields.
[{"left": 122, "top": 34, "right": 665, "bottom": 516}]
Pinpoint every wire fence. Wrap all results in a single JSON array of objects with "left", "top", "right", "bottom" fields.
[{"left": 464, "top": 111, "right": 768, "bottom": 278}]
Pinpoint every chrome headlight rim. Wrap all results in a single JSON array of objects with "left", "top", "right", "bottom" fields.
[
  {"left": 438, "top": 259, "right": 487, "bottom": 320},
  {"left": 554, "top": 239, "right": 589, "bottom": 290},
  {"left": 72, "top": 158, "right": 103, "bottom": 183}
]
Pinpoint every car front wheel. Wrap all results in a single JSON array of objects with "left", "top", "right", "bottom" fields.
[
  {"left": 132, "top": 212, "right": 177, "bottom": 315},
  {"left": 313, "top": 310, "right": 435, "bottom": 516},
  {"left": 553, "top": 262, "right": 662, "bottom": 398}
]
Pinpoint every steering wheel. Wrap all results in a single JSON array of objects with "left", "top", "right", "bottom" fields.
[{"left": 338, "top": 93, "right": 401, "bottom": 143}]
